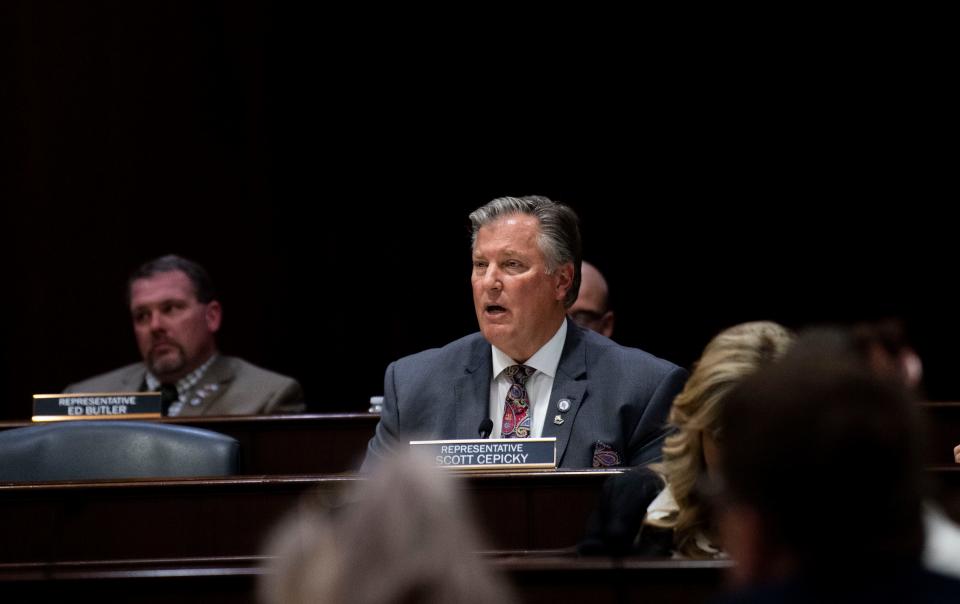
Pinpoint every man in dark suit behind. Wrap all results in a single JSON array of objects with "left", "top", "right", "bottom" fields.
[{"left": 364, "top": 195, "right": 686, "bottom": 470}]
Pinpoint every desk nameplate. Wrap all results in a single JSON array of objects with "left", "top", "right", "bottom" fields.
[
  {"left": 410, "top": 437, "right": 556, "bottom": 470},
  {"left": 32, "top": 392, "right": 162, "bottom": 421}
]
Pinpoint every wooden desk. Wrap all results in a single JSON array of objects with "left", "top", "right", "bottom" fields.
[
  {"left": 4, "top": 466, "right": 958, "bottom": 603},
  {"left": 164, "top": 414, "right": 378, "bottom": 474},
  {"left": 0, "top": 414, "right": 380, "bottom": 475},
  {"left": 0, "top": 470, "right": 616, "bottom": 564},
  {"left": 1, "top": 402, "right": 957, "bottom": 471},
  {"left": 4, "top": 467, "right": 957, "bottom": 566},
  {"left": 0, "top": 554, "right": 729, "bottom": 604},
  {"left": 0, "top": 557, "right": 261, "bottom": 604},
  {"left": 495, "top": 554, "right": 728, "bottom": 604}
]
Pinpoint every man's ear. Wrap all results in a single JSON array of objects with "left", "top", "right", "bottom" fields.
[
  {"left": 599, "top": 310, "right": 615, "bottom": 338},
  {"left": 555, "top": 262, "right": 574, "bottom": 301},
  {"left": 205, "top": 300, "right": 223, "bottom": 333}
]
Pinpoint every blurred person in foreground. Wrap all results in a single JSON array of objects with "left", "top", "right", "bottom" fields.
[
  {"left": 579, "top": 321, "right": 793, "bottom": 557},
  {"left": 820, "top": 321, "right": 960, "bottom": 580},
  {"left": 260, "top": 451, "right": 517, "bottom": 604},
  {"left": 713, "top": 328, "right": 960, "bottom": 603}
]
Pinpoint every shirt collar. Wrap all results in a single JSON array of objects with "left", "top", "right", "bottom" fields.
[
  {"left": 145, "top": 353, "right": 218, "bottom": 396},
  {"left": 491, "top": 320, "right": 567, "bottom": 380}
]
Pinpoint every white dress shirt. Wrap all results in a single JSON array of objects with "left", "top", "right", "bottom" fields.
[{"left": 488, "top": 320, "right": 567, "bottom": 438}]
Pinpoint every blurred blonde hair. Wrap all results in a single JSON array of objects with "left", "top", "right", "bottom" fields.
[
  {"left": 259, "top": 451, "right": 517, "bottom": 604},
  {"left": 650, "top": 321, "right": 793, "bottom": 557}
]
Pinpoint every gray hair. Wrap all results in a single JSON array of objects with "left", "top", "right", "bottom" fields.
[{"left": 469, "top": 195, "right": 582, "bottom": 308}]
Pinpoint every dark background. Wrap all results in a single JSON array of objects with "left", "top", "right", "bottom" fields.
[{"left": 3, "top": 3, "right": 954, "bottom": 419}]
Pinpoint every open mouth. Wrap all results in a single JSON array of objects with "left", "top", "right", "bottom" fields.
[{"left": 486, "top": 305, "right": 507, "bottom": 315}]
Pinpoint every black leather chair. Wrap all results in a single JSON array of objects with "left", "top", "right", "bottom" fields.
[{"left": 0, "top": 420, "right": 240, "bottom": 482}]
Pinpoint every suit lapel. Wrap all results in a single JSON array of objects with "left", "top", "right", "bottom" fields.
[
  {"left": 176, "top": 356, "right": 235, "bottom": 417},
  {"left": 540, "top": 321, "right": 587, "bottom": 466},
  {"left": 126, "top": 366, "right": 149, "bottom": 392},
  {"left": 453, "top": 338, "right": 493, "bottom": 439}
]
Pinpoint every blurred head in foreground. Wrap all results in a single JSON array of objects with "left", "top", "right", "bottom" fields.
[
  {"left": 718, "top": 328, "right": 926, "bottom": 586},
  {"left": 260, "top": 452, "right": 517, "bottom": 604}
]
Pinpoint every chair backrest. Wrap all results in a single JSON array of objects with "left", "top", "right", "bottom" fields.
[{"left": 0, "top": 420, "right": 240, "bottom": 482}]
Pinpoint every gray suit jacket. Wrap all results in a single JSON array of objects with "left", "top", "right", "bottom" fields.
[
  {"left": 64, "top": 355, "right": 305, "bottom": 416},
  {"left": 364, "top": 320, "right": 687, "bottom": 469}
]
